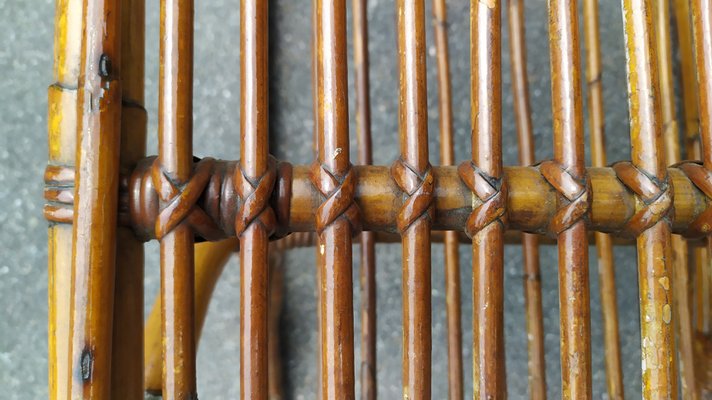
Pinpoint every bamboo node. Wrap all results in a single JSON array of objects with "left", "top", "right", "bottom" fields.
[
  {"left": 150, "top": 157, "right": 224, "bottom": 241},
  {"left": 310, "top": 162, "right": 362, "bottom": 235},
  {"left": 391, "top": 158, "right": 435, "bottom": 234},
  {"left": 539, "top": 160, "right": 591, "bottom": 236},
  {"left": 457, "top": 161, "right": 507, "bottom": 238},
  {"left": 234, "top": 156, "right": 278, "bottom": 237},
  {"left": 612, "top": 161, "right": 672, "bottom": 238},
  {"left": 43, "top": 164, "right": 75, "bottom": 224}
]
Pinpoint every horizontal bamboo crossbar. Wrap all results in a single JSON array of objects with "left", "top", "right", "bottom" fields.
[{"left": 45, "top": 160, "right": 712, "bottom": 239}]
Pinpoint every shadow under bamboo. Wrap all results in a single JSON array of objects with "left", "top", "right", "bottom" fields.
[
  {"left": 67, "top": 0, "right": 123, "bottom": 397},
  {"left": 110, "top": 0, "right": 147, "bottom": 397},
  {"left": 583, "top": 0, "right": 624, "bottom": 398},
  {"left": 352, "top": 0, "right": 377, "bottom": 399},
  {"left": 656, "top": 0, "right": 697, "bottom": 398},
  {"left": 622, "top": 1, "right": 676, "bottom": 397},
  {"left": 396, "top": 1, "right": 432, "bottom": 397},
  {"left": 313, "top": 0, "right": 356, "bottom": 398},
  {"left": 48, "top": 0, "right": 82, "bottom": 398},
  {"left": 238, "top": 1, "right": 271, "bottom": 398},
  {"left": 158, "top": 0, "right": 198, "bottom": 397},
  {"left": 507, "top": 0, "right": 546, "bottom": 398},
  {"left": 548, "top": 1, "right": 592, "bottom": 398},
  {"left": 432, "top": 1, "right": 463, "bottom": 399}
]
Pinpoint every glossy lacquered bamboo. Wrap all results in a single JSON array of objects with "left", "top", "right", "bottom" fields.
[
  {"left": 67, "top": 0, "right": 123, "bottom": 396},
  {"left": 239, "top": 1, "right": 270, "bottom": 398},
  {"left": 144, "top": 238, "right": 238, "bottom": 393},
  {"left": 313, "top": 0, "right": 356, "bottom": 398},
  {"left": 352, "top": 0, "right": 377, "bottom": 398},
  {"left": 111, "top": 0, "right": 147, "bottom": 398},
  {"left": 48, "top": 0, "right": 82, "bottom": 398},
  {"left": 622, "top": 1, "right": 676, "bottom": 397},
  {"left": 396, "top": 1, "right": 431, "bottom": 398},
  {"left": 583, "top": 0, "right": 624, "bottom": 398},
  {"left": 470, "top": 1, "right": 505, "bottom": 398},
  {"left": 548, "top": 1, "right": 592, "bottom": 398},
  {"left": 656, "top": 1, "right": 698, "bottom": 398},
  {"left": 507, "top": 1, "right": 546, "bottom": 398},
  {"left": 158, "top": 0, "right": 197, "bottom": 397},
  {"left": 432, "top": 2, "right": 463, "bottom": 399}
]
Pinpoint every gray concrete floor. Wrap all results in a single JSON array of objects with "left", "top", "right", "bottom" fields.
[{"left": 1, "top": 0, "right": 683, "bottom": 398}]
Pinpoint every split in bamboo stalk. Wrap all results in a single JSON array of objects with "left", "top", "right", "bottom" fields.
[
  {"left": 67, "top": 0, "right": 123, "bottom": 397},
  {"left": 507, "top": 0, "right": 546, "bottom": 397},
  {"left": 312, "top": 0, "right": 358, "bottom": 398},
  {"left": 622, "top": 1, "right": 676, "bottom": 397},
  {"left": 432, "top": 1, "right": 463, "bottom": 399},
  {"left": 352, "top": 0, "right": 377, "bottom": 398},
  {"left": 157, "top": 0, "right": 198, "bottom": 397},
  {"left": 583, "top": 0, "right": 624, "bottom": 398},
  {"left": 395, "top": 1, "right": 432, "bottom": 397},
  {"left": 463, "top": 0, "right": 506, "bottom": 397},
  {"left": 547, "top": 0, "right": 592, "bottom": 397}
]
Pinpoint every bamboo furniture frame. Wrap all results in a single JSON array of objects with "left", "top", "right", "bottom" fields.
[{"left": 45, "top": 0, "right": 712, "bottom": 398}]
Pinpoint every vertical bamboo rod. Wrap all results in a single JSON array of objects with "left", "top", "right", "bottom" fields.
[
  {"left": 622, "top": 1, "right": 676, "bottom": 397},
  {"left": 547, "top": 0, "right": 591, "bottom": 398},
  {"left": 395, "top": 1, "right": 432, "bottom": 398},
  {"left": 352, "top": 0, "right": 377, "bottom": 398},
  {"left": 158, "top": 0, "right": 197, "bottom": 397},
  {"left": 239, "top": 1, "right": 270, "bottom": 398},
  {"left": 111, "top": 0, "right": 146, "bottom": 397},
  {"left": 507, "top": 1, "right": 546, "bottom": 398},
  {"left": 313, "top": 0, "right": 356, "bottom": 398},
  {"left": 582, "top": 0, "right": 624, "bottom": 398},
  {"left": 48, "top": 0, "right": 82, "bottom": 398},
  {"left": 656, "top": 0, "right": 698, "bottom": 398},
  {"left": 470, "top": 1, "right": 505, "bottom": 397},
  {"left": 432, "top": 2, "right": 463, "bottom": 399},
  {"left": 67, "top": 0, "right": 122, "bottom": 397}
]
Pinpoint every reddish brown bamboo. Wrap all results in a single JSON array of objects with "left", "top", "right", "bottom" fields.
[
  {"left": 238, "top": 1, "right": 271, "bottom": 398},
  {"left": 432, "top": 1, "right": 463, "bottom": 399},
  {"left": 622, "top": 1, "right": 676, "bottom": 397},
  {"left": 465, "top": 1, "right": 506, "bottom": 397},
  {"left": 507, "top": 0, "right": 546, "bottom": 398},
  {"left": 313, "top": 0, "right": 357, "bottom": 398},
  {"left": 158, "top": 0, "right": 197, "bottom": 397},
  {"left": 351, "top": 0, "right": 377, "bottom": 398},
  {"left": 656, "top": 1, "right": 697, "bottom": 398},
  {"left": 583, "top": 0, "right": 624, "bottom": 398},
  {"left": 111, "top": 0, "right": 146, "bottom": 397},
  {"left": 395, "top": 1, "right": 432, "bottom": 398},
  {"left": 547, "top": 1, "right": 592, "bottom": 398},
  {"left": 692, "top": 0, "right": 712, "bottom": 393},
  {"left": 67, "top": 0, "right": 122, "bottom": 396}
]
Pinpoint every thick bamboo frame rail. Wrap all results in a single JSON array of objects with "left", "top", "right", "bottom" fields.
[{"left": 45, "top": 0, "right": 712, "bottom": 398}]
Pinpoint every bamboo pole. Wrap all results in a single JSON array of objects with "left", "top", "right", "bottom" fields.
[
  {"left": 395, "top": 1, "right": 432, "bottom": 397},
  {"left": 313, "top": 0, "right": 357, "bottom": 397},
  {"left": 507, "top": 0, "right": 546, "bottom": 397},
  {"left": 467, "top": 1, "right": 506, "bottom": 397},
  {"left": 110, "top": 0, "right": 146, "bottom": 397},
  {"left": 352, "top": 0, "right": 377, "bottom": 398},
  {"left": 67, "top": 0, "right": 123, "bottom": 396},
  {"left": 547, "top": 1, "right": 592, "bottom": 398},
  {"left": 157, "top": 0, "right": 197, "bottom": 396},
  {"left": 47, "top": 0, "right": 83, "bottom": 398},
  {"left": 622, "top": 1, "right": 676, "bottom": 397},
  {"left": 582, "top": 0, "right": 624, "bottom": 398},
  {"left": 432, "top": 2, "right": 463, "bottom": 399},
  {"left": 655, "top": 0, "right": 697, "bottom": 398}
]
